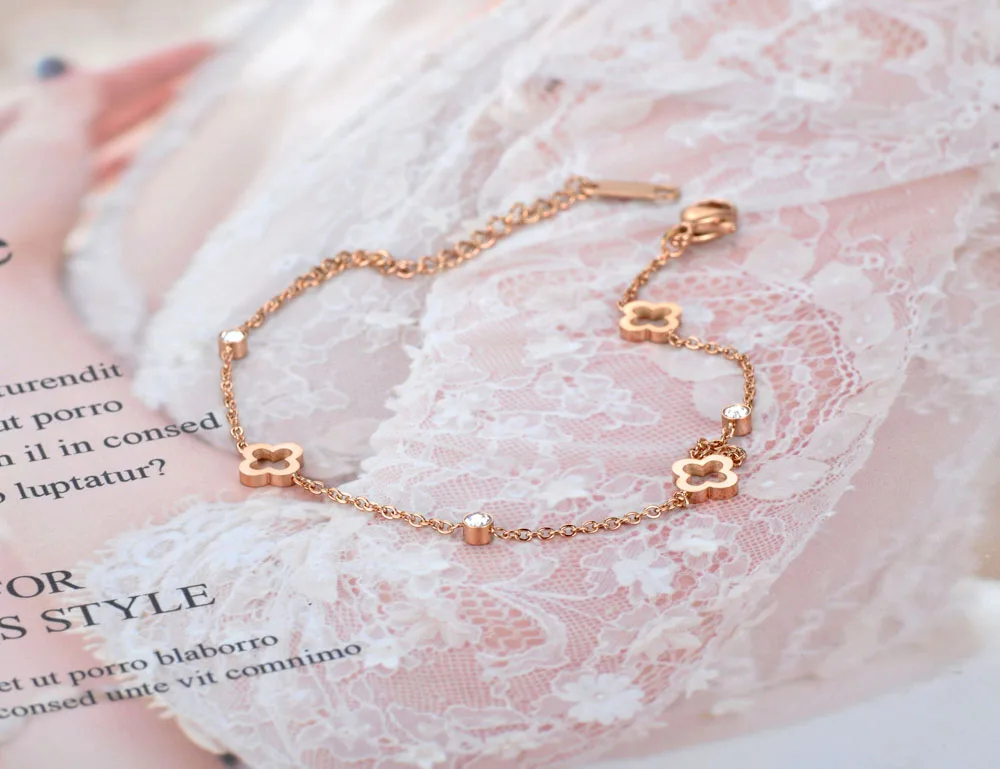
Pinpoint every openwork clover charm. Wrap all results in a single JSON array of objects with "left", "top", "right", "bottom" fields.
[
  {"left": 238, "top": 442, "right": 304, "bottom": 488},
  {"left": 671, "top": 453, "right": 738, "bottom": 504},
  {"left": 619, "top": 300, "right": 682, "bottom": 343}
]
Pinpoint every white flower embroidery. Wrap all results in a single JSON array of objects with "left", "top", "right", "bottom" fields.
[
  {"left": 397, "top": 742, "right": 447, "bottom": 769},
  {"left": 430, "top": 387, "right": 492, "bottom": 431},
  {"left": 362, "top": 636, "right": 405, "bottom": 671},
  {"left": 382, "top": 544, "right": 452, "bottom": 578},
  {"left": 535, "top": 371, "right": 635, "bottom": 419},
  {"left": 613, "top": 549, "right": 678, "bottom": 597},
  {"left": 499, "top": 459, "right": 603, "bottom": 505},
  {"left": 814, "top": 25, "right": 882, "bottom": 66},
  {"left": 684, "top": 667, "right": 719, "bottom": 697},
  {"left": 538, "top": 475, "right": 591, "bottom": 506},
  {"left": 525, "top": 336, "right": 582, "bottom": 363},
  {"left": 481, "top": 731, "right": 544, "bottom": 760},
  {"left": 629, "top": 615, "right": 703, "bottom": 658},
  {"left": 391, "top": 599, "right": 479, "bottom": 647},
  {"left": 479, "top": 413, "right": 551, "bottom": 441},
  {"left": 668, "top": 530, "right": 720, "bottom": 557},
  {"left": 557, "top": 673, "right": 645, "bottom": 725},
  {"left": 365, "top": 309, "right": 417, "bottom": 330}
]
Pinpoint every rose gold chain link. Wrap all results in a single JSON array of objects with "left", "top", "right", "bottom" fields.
[
  {"left": 491, "top": 491, "right": 690, "bottom": 542},
  {"left": 292, "top": 474, "right": 463, "bottom": 534},
  {"left": 618, "top": 222, "right": 694, "bottom": 308},
  {"left": 238, "top": 176, "right": 596, "bottom": 333},
  {"left": 219, "top": 346, "right": 247, "bottom": 451},
  {"left": 663, "top": 331, "right": 756, "bottom": 412},
  {"left": 689, "top": 421, "right": 747, "bottom": 467},
  {"left": 218, "top": 177, "right": 753, "bottom": 543}
]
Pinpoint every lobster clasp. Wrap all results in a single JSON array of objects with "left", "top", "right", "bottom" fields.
[{"left": 681, "top": 200, "right": 738, "bottom": 242}]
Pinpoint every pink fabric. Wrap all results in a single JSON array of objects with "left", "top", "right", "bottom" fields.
[{"left": 67, "top": 1, "right": 1000, "bottom": 766}]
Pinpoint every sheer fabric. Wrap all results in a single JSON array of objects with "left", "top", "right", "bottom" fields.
[{"left": 67, "top": 1, "right": 1000, "bottom": 766}]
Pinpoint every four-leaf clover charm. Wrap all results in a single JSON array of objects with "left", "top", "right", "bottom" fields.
[
  {"left": 619, "top": 300, "right": 682, "bottom": 343},
  {"left": 238, "top": 442, "right": 304, "bottom": 487},
  {"left": 671, "top": 454, "right": 738, "bottom": 504}
]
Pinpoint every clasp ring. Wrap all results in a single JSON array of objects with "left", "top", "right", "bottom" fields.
[{"left": 680, "top": 200, "right": 738, "bottom": 242}]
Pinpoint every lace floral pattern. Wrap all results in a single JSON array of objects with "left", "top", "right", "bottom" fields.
[{"left": 70, "top": 0, "right": 1000, "bottom": 766}]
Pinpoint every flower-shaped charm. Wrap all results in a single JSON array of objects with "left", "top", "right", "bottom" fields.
[
  {"left": 619, "top": 301, "right": 682, "bottom": 343},
  {"left": 671, "top": 454, "right": 738, "bottom": 504},
  {"left": 238, "top": 442, "right": 304, "bottom": 488}
]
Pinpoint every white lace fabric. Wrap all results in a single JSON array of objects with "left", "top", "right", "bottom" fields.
[{"left": 67, "top": 1, "right": 1000, "bottom": 767}]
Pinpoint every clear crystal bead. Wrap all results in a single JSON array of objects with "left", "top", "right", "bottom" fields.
[
  {"left": 463, "top": 512, "right": 493, "bottom": 528},
  {"left": 221, "top": 329, "right": 246, "bottom": 343},
  {"left": 723, "top": 404, "right": 750, "bottom": 420}
]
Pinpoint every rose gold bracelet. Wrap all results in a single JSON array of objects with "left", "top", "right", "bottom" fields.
[{"left": 218, "top": 177, "right": 754, "bottom": 545}]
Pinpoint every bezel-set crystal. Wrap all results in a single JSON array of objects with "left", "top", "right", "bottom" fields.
[
  {"left": 219, "top": 328, "right": 249, "bottom": 359},
  {"left": 721, "top": 403, "right": 752, "bottom": 436},
  {"left": 462, "top": 512, "right": 494, "bottom": 545}
]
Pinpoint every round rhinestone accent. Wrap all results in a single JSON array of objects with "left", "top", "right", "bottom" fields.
[
  {"left": 221, "top": 329, "right": 246, "bottom": 344},
  {"left": 463, "top": 512, "right": 493, "bottom": 528},
  {"left": 723, "top": 404, "right": 750, "bottom": 420}
]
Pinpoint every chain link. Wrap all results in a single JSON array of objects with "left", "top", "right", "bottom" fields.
[
  {"left": 292, "top": 475, "right": 463, "bottom": 535},
  {"left": 237, "top": 176, "right": 595, "bottom": 333},
  {"left": 492, "top": 492, "right": 690, "bottom": 542},
  {"left": 219, "top": 346, "right": 247, "bottom": 451},
  {"left": 618, "top": 222, "right": 694, "bottom": 308},
  {"left": 218, "top": 176, "right": 755, "bottom": 542},
  {"left": 663, "top": 331, "right": 756, "bottom": 412},
  {"left": 689, "top": 421, "right": 747, "bottom": 467}
]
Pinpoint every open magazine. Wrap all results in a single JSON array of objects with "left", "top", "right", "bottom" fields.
[{"left": 1, "top": 2, "right": 998, "bottom": 768}]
